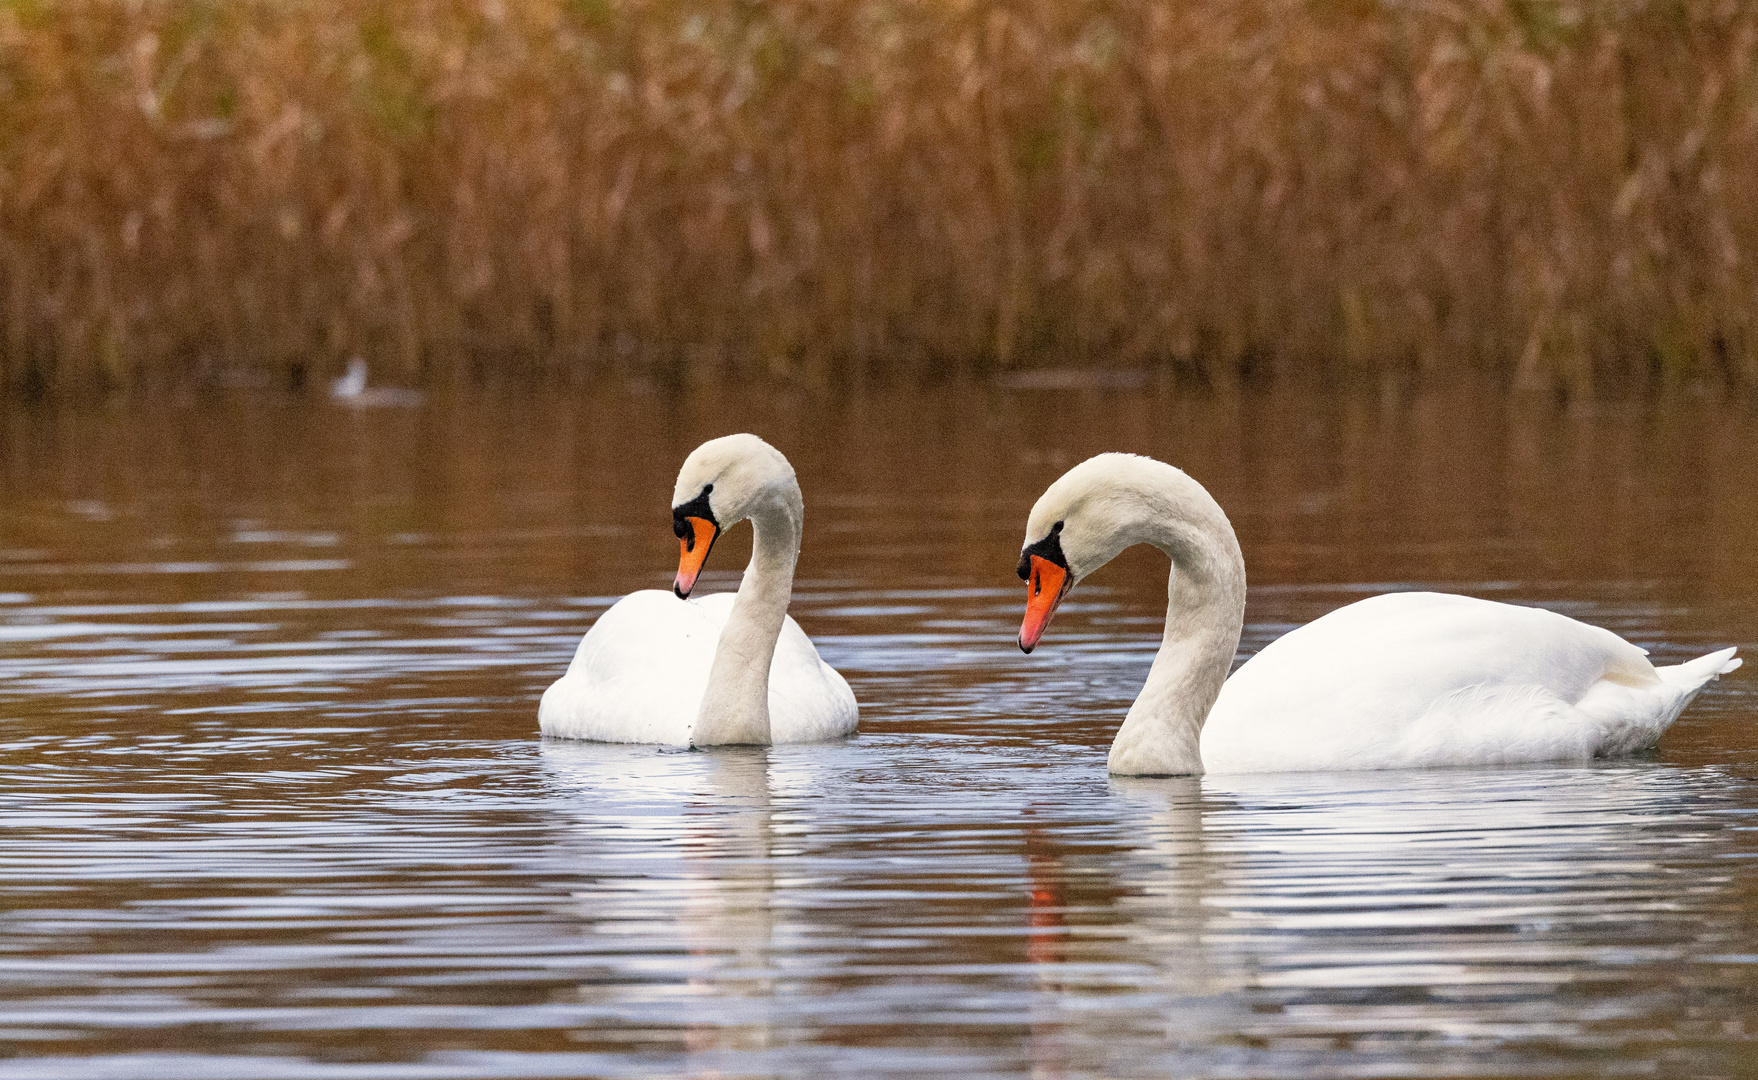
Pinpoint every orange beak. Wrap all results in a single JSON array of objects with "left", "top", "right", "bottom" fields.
[
  {"left": 674, "top": 517, "right": 718, "bottom": 598},
  {"left": 1018, "top": 555, "right": 1070, "bottom": 653}
]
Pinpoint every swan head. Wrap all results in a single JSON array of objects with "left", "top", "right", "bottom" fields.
[
  {"left": 1017, "top": 453, "right": 1200, "bottom": 652},
  {"left": 670, "top": 433, "right": 799, "bottom": 598}
]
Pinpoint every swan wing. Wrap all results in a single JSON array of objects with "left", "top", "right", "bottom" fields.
[
  {"left": 768, "top": 614, "right": 860, "bottom": 742},
  {"left": 538, "top": 591, "right": 857, "bottom": 745},
  {"left": 1199, "top": 592, "right": 1713, "bottom": 773},
  {"left": 538, "top": 590, "right": 722, "bottom": 745}
]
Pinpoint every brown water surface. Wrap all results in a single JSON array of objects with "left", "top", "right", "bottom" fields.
[{"left": 2, "top": 379, "right": 1756, "bottom": 1078}]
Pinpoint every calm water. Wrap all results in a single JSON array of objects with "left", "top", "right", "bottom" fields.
[{"left": 2, "top": 379, "right": 1756, "bottom": 1079}]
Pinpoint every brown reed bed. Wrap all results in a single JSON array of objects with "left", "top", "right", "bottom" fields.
[{"left": 2, "top": 0, "right": 1755, "bottom": 397}]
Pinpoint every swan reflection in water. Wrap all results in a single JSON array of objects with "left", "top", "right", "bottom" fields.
[
  {"left": 539, "top": 739, "right": 1748, "bottom": 1076},
  {"left": 1088, "top": 765, "right": 1742, "bottom": 1067},
  {"left": 540, "top": 742, "right": 784, "bottom": 1064}
]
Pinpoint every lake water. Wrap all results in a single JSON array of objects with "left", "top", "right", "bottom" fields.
[{"left": 2, "top": 378, "right": 1756, "bottom": 1078}]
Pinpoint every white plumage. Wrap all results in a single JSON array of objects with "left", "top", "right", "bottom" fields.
[
  {"left": 1200, "top": 591, "right": 1739, "bottom": 773},
  {"left": 539, "top": 590, "right": 857, "bottom": 745}
]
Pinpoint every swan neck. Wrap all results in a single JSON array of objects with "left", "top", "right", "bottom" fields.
[
  {"left": 1106, "top": 487, "right": 1245, "bottom": 776},
  {"left": 693, "top": 495, "right": 801, "bottom": 745}
]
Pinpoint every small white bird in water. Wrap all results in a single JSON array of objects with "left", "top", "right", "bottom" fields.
[
  {"left": 329, "top": 357, "right": 423, "bottom": 407},
  {"left": 1017, "top": 452, "right": 1741, "bottom": 776},
  {"left": 539, "top": 433, "right": 858, "bottom": 747}
]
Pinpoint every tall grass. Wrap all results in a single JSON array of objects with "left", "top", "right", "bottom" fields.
[{"left": 2, "top": 0, "right": 1756, "bottom": 395}]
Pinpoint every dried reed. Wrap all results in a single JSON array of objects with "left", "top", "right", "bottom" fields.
[{"left": 2, "top": 0, "right": 1755, "bottom": 395}]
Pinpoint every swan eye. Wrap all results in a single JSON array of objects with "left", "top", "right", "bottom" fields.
[
  {"left": 672, "top": 484, "right": 716, "bottom": 546},
  {"left": 1017, "top": 522, "right": 1069, "bottom": 581}
]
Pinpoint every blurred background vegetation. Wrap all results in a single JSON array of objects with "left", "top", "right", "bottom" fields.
[{"left": 1, "top": 0, "right": 1755, "bottom": 397}]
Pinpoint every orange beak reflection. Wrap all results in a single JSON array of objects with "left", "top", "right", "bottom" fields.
[
  {"left": 1018, "top": 555, "right": 1070, "bottom": 653},
  {"left": 674, "top": 517, "right": 718, "bottom": 598}
]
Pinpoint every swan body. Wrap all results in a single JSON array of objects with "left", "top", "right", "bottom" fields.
[
  {"left": 1017, "top": 453, "right": 1740, "bottom": 776},
  {"left": 539, "top": 590, "right": 856, "bottom": 745},
  {"left": 539, "top": 434, "right": 858, "bottom": 747},
  {"left": 1201, "top": 591, "right": 1737, "bottom": 773}
]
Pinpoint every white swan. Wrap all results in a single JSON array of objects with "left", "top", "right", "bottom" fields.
[
  {"left": 329, "top": 357, "right": 423, "bottom": 407},
  {"left": 539, "top": 433, "right": 857, "bottom": 746},
  {"left": 1016, "top": 453, "right": 1741, "bottom": 776}
]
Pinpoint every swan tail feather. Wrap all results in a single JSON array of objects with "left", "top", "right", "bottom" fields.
[{"left": 1655, "top": 647, "right": 1741, "bottom": 712}]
